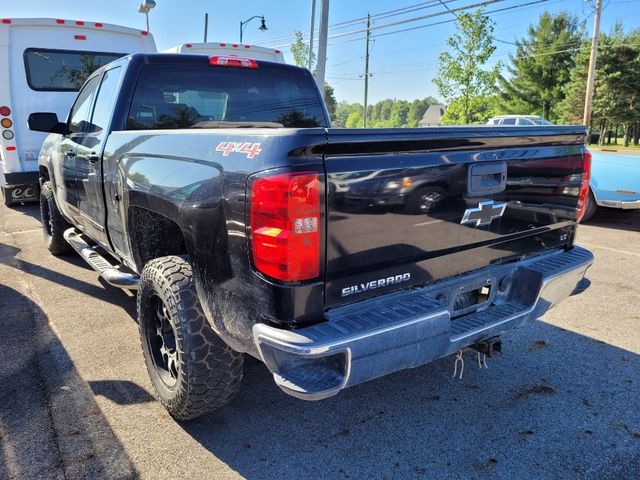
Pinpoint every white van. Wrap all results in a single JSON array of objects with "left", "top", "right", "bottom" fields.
[
  {"left": 0, "top": 18, "right": 156, "bottom": 205},
  {"left": 163, "top": 42, "right": 285, "bottom": 63}
]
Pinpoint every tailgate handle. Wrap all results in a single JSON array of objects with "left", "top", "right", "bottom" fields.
[{"left": 467, "top": 162, "right": 507, "bottom": 195}]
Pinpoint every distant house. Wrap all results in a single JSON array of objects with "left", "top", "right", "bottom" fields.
[{"left": 418, "top": 104, "right": 446, "bottom": 127}]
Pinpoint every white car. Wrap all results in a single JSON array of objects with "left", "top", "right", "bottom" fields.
[
  {"left": 487, "top": 115, "right": 553, "bottom": 126},
  {"left": 0, "top": 17, "right": 156, "bottom": 206}
]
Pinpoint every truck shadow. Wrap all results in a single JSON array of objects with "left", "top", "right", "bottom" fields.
[
  {"left": 0, "top": 282, "right": 139, "bottom": 480},
  {"left": 180, "top": 321, "right": 640, "bottom": 479},
  {"left": 0, "top": 241, "right": 138, "bottom": 319},
  {"left": 9, "top": 202, "right": 41, "bottom": 222},
  {"left": 585, "top": 208, "right": 640, "bottom": 232}
]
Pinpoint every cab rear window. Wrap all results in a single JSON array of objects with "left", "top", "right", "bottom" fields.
[
  {"left": 126, "top": 63, "right": 327, "bottom": 130},
  {"left": 24, "top": 48, "right": 124, "bottom": 92}
]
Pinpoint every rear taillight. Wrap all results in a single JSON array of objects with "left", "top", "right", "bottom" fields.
[
  {"left": 250, "top": 172, "right": 321, "bottom": 282},
  {"left": 209, "top": 55, "right": 258, "bottom": 69},
  {"left": 576, "top": 150, "right": 592, "bottom": 221}
]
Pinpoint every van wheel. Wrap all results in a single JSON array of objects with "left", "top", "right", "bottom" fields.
[
  {"left": 137, "top": 256, "right": 244, "bottom": 421},
  {"left": 580, "top": 190, "right": 598, "bottom": 223},
  {"left": 40, "top": 182, "right": 72, "bottom": 255}
]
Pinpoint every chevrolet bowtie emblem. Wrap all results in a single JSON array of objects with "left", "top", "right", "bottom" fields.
[{"left": 460, "top": 201, "right": 507, "bottom": 227}]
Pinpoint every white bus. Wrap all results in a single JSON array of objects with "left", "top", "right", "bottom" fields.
[
  {"left": 0, "top": 17, "right": 156, "bottom": 206},
  {"left": 163, "top": 42, "right": 285, "bottom": 63}
]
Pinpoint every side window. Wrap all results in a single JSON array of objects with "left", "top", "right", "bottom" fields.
[
  {"left": 517, "top": 118, "right": 534, "bottom": 125},
  {"left": 90, "top": 67, "right": 122, "bottom": 141},
  {"left": 68, "top": 76, "right": 100, "bottom": 135},
  {"left": 501, "top": 118, "right": 516, "bottom": 125}
]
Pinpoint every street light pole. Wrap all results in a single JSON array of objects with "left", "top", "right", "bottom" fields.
[
  {"left": 240, "top": 15, "right": 268, "bottom": 44},
  {"left": 308, "top": 0, "right": 316, "bottom": 70},
  {"left": 137, "top": 0, "right": 156, "bottom": 32},
  {"left": 363, "top": 13, "right": 371, "bottom": 128},
  {"left": 315, "top": 0, "right": 329, "bottom": 99},
  {"left": 583, "top": 0, "right": 603, "bottom": 131}
]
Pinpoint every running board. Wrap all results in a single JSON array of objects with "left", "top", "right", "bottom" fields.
[{"left": 63, "top": 228, "right": 139, "bottom": 290}]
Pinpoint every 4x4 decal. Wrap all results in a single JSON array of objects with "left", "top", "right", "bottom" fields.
[{"left": 215, "top": 142, "right": 262, "bottom": 158}]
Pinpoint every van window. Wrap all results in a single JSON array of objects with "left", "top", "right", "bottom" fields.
[
  {"left": 24, "top": 48, "right": 125, "bottom": 92},
  {"left": 126, "top": 63, "right": 327, "bottom": 130}
]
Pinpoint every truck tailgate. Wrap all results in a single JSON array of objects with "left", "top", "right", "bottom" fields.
[{"left": 323, "top": 126, "right": 587, "bottom": 307}]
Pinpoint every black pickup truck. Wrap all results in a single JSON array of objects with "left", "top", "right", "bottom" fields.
[{"left": 29, "top": 53, "right": 593, "bottom": 420}]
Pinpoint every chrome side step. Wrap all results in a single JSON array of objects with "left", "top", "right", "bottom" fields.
[{"left": 63, "top": 228, "right": 139, "bottom": 290}]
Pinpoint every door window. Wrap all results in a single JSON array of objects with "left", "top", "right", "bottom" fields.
[
  {"left": 90, "top": 67, "right": 122, "bottom": 141},
  {"left": 68, "top": 76, "right": 100, "bottom": 135},
  {"left": 501, "top": 118, "right": 517, "bottom": 125}
]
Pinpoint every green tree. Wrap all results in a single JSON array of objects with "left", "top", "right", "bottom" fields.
[
  {"left": 323, "top": 83, "right": 337, "bottom": 120},
  {"left": 334, "top": 98, "right": 439, "bottom": 128},
  {"left": 434, "top": 9, "right": 500, "bottom": 124},
  {"left": 441, "top": 95, "right": 499, "bottom": 125},
  {"left": 290, "top": 31, "right": 315, "bottom": 70},
  {"left": 556, "top": 41, "right": 590, "bottom": 125},
  {"left": 345, "top": 110, "right": 364, "bottom": 128},
  {"left": 559, "top": 24, "right": 640, "bottom": 146},
  {"left": 334, "top": 102, "right": 363, "bottom": 128},
  {"left": 499, "top": 12, "right": 583, "bottom": 122}
]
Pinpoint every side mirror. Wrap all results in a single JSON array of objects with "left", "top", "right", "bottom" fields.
[{"left": 28, "top": 112, "right": 67, "bottom": 134}]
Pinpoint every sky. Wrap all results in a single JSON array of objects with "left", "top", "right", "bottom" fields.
[{"left": 2, "top": 0, "right": 639, "bottom": 104}]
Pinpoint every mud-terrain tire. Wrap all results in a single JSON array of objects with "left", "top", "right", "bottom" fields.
[
  {"left": 39, "top": 181, "right": 72, "bottom": 255},
  {"left": 580, "top": 189, "right": 598, "bottom": 223},
  {"left": 137, "top": 256, "right": 244, "bottom": 420}
]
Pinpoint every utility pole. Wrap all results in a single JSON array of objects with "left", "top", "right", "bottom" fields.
[
  {"left": 308, "top": 0, "right": 316, "bottom": 70},
  {"left": 315, "top": 0, "right": 329, "bottom": 99},
  {"left": 363, "top": 13, "right": 371, "bottom": 128},
  {"left": 204, "top": 13, "right": 208, "bottom": 42},
  {"left": 583, "top": 0, "right": 603, "bottom": 130}
]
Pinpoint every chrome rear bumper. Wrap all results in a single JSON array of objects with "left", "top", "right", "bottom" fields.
[{"left": 253, "top": 246, "right": 594, "bottom": 400}]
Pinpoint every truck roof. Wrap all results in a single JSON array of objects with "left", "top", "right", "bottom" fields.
[{"left": 116, "top": 52, "right": 304, "bottom": 73}]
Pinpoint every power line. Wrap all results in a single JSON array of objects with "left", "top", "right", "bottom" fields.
[
  {"left": 254, "top": 0, "right": 461, "bottom": 46},
  {"left": 368, "top": 0, "right": 548, "bottom": 41},
  {"left": 317, "top": 0, "right": 549, "bottom": 50},
  {"left": 279, "top": 0, "right": 508, "bottom": 47},
  {"left": 329, "top": 41, "right": 640, "bottom": 80}
]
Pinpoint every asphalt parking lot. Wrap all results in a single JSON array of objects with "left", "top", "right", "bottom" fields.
[{"left": 1, "top": 202, "right": 639, "bottom": 480}]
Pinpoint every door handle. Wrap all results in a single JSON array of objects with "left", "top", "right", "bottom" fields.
[{"left": 87, "top": 152, "right": 100, "bottom": 163}]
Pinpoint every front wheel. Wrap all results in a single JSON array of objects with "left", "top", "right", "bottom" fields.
[
  {"left": 40, "top": 181, "right": 72, "bottom": 255},
  {"left": 137, "top": 256, "right": 244, "bottom": 421}
]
